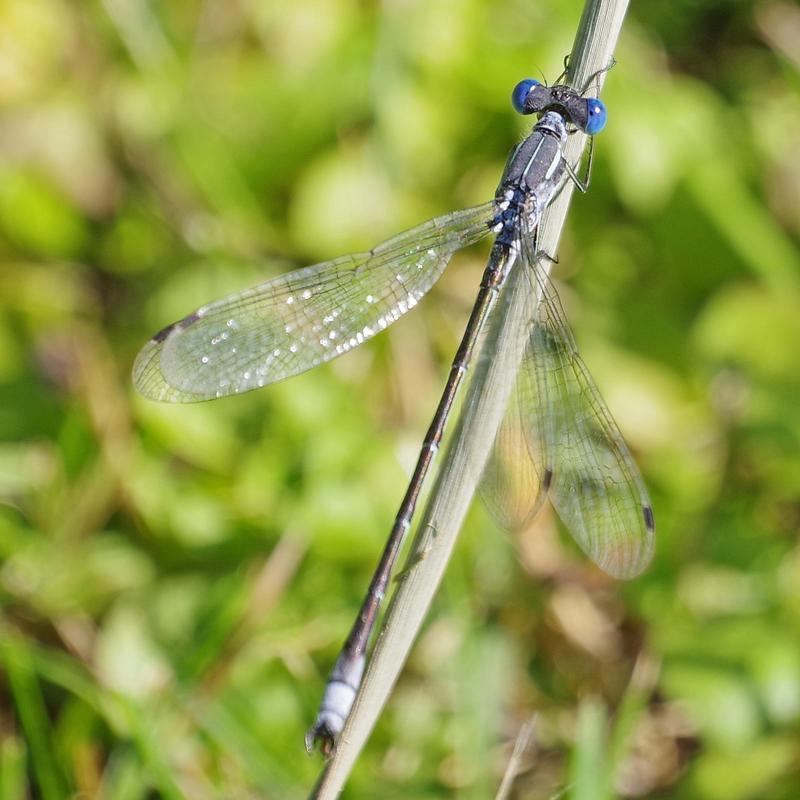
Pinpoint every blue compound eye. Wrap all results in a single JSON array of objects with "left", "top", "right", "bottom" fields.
[
  {"left": 511, "top": 78, "right": 540, "bottom": 115},
  {"left": 584, "top": 98, "right": 607, "bottom": 134}
]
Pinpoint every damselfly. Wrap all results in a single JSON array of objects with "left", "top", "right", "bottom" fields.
[{"left": 133, "top": 74, "right": 655, "bottom": 755}]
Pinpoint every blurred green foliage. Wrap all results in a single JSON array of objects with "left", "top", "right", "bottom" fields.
[{"left": 1, "top": 0, "right": 799, "bottom": 798}]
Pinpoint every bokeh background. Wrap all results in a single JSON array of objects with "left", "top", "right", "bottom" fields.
[{"left": 1, "top": 0, "right": 799, "bottom": 798}]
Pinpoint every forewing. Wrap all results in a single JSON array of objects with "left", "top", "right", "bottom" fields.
[
  {"left": 478, "top": 236, "right": 552, "bottom": 532},
  {"left": 517, "top": 243, "right": 655, "bottom": 578},
  {"left": 133, "top": 203, "right": 495, "bottom": 402},
  {"left": 479, "top": 347, "right": 550, "bottom": 531}
]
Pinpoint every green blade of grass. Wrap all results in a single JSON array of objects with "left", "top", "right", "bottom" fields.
[
  {"left": 1, "top": 633, "right": 68, "bottom": 800},
  {"left": 311, "top": 1, "right": 632, "bottom": 796}
]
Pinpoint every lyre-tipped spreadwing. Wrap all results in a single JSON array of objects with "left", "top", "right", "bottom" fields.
[{"left": 133, "top": 69, "right": 655, "bottom": 755}]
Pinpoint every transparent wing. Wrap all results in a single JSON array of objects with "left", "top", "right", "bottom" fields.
[
  {"left": 133, "top": 203, "right": 495, "bottom": 402},
  {"left": 478, "top": 342, "right": 550, "bottom": 532},
  {"left": 481, "top": 232, "right": 654, "bottom": 579}
]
